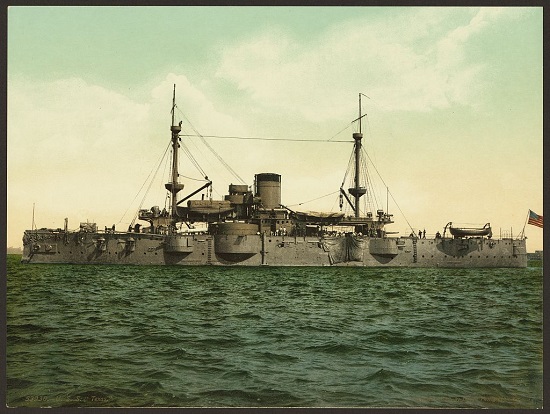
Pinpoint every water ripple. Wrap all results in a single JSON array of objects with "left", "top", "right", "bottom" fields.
[{"left": 6, "top": 256, "right": 543, "bottom": 408}]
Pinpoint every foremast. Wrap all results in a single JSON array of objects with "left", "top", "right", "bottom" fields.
[
  {"left": 138, "top": 84, "right": 214, "bottom": 233},
  {"left": 347, "top": 93, "right": 368, "bottom": 217},
  {"left": 165, "top": 84, "right": 185, "bottom": 226}
]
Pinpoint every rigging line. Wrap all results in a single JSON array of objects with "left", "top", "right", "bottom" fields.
[
  {"left": 157, "top": 147, "right": 170, "bottom": 200},
  {"left": 388, "top": 190, "right": 415, "bottom": 235},
  {"left": 174, "top": 108, "right": 211, "bottom": 179},
  {"left": 360, "top": 146, "right": 414, "bottom": 233},
  {"left": 286, "top": 190, "right": 340, "bottom": 207},
  {"left": 131, "top": 143, "right": 172, "bottom": 227},
  {"left": 360, "top": 154, "right": 375, "bottom": 209},
  {"left": 179, "top": 174, "right": 210, "bottom": 182},
  {"left": 361, "top": 146, "right": 388, "bottom": 190},
  {"left": 176, "top": 109, "right": 245, "bottom": 184},
  {"left": 180, "top": 141, "right": 208, "bottom": 178},
  {"left": 361, "top": 150, "right": 375, "bottom": 209},
  {"left": 196, "top": 131, "right": 245, "bottom": 183},
  {"left": 161, "top": 144, "right": 170, "bottom": 186},
  {"left": 181, "top": 126, "right": 212, "bottom": 177},
  {"left": 328, "top": 122, "right": 355, "bottom": 142},
  {"left": 198, "top": 134, "right": 245, "bottom": 184},
  {"left": 180, "top": 134, "right": 351, "bottom": 143},
  {"left": 341, "top": 149, "right": 356, "bottom": 188},
  {"left": 210, "top": 185, "right": 224, "bottom": 199},
  {"left": 365, "top": 164, "right": 380, "bottom": 211},
  {"left": 331, "top": 191, "right": 340, "bottom": 213},
  {"left": 117, "top": 141, "right": 171, "bottom": 225},
  {"left": 184, "top": 132, "right": 235, "bottom": 193},
  {"left": 174, "top": 102, "right": 352, "bottom": 143}
]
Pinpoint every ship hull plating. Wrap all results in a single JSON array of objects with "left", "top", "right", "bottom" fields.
[{"left": 21, "top": 230, "right": 527, "bottom": 268}]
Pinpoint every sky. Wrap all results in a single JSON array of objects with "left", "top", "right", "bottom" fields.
[{"left": 7, "top": 6, "right": 543, "bottom": 251}]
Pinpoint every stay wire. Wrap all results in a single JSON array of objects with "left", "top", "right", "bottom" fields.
[
  {"left": 180, "top": 134, "right": 351, "bottom": 143},
  {"left": 131, "top": 142, "right": 174, "bottom": 227},
  {"left": 176, "top": 107, "right": 246, "bottom": 184},
  {"left": 328, "top": 121, "right": 355, "bottom": 142},
  {"left": 180, "top": 141, "right": 208, "bottom": 178},
  {"left": 180, "top": 174, "right": 210, "bottom": 182},
  {"left": 198, "top": 134, "right": 245, "bottom": 184},
  {"left": 118, "top": 140, "right": 171, "bottom": 226},
  {"left": 286, "top": 190, "right": 340, "bottom": 208},
  {"left": 361, "top": 146, "right": 415, "bottom": 234},
  {"left": 340, "top": 149, "right": 356, "bottom": 189}
]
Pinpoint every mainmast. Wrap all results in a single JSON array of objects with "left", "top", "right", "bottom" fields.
[
  {"left": 349, "top": 93, "right": 367, "bottom": 218},
  {"left": 165, "top": 84, "right": 184, "bottom": 220}
]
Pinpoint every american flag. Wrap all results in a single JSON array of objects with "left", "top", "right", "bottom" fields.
[{"left": 528, "top": 210, "right": 543, "bottom": 228}]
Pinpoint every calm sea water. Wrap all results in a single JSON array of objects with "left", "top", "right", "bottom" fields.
[{"left": 6, "top": 255, "right": 543, "bottom": 408}]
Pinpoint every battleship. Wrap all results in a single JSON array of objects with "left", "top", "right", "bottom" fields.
[{"left": 22, "top": 86, "right": 527, "bottom": 267}]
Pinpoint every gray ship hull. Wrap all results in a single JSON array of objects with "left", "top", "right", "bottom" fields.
[{"left": 21, "top": 230, "right": 527, "bottom": 268}]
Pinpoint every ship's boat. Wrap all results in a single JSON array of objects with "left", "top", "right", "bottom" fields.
[
  {"left": 20, "top": 86, "right": 528, "bottom": 267},
  {"left": 447, "top": 222, "right": 492, "bottom": 238},
  {"left": 292, "top": 211, "right": 345, "bottom": 223}
]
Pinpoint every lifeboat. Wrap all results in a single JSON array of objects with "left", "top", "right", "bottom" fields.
[
  {"left": 292, "top": 210, "right": 345, "bottom": 224},
  {"left": 449, "top": 223, "right": 492, "bottom": 238}
]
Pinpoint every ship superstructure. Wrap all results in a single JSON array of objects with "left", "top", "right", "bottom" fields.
[{"left": 21, "top": 87, "right": 527, "bottom": 267}]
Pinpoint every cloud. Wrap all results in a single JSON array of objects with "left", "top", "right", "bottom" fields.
[
  {"left": 214, "top": 7, "right": 518, "bottom": 118},
  {"left": 435, "top": 7, "right": 512, "bottom": 70},
  {"left": 148, "top": 73, "right": 250, "bottom": 138},
  {"left": 8, "top": 73, "right": 250, "bottom": 176},
  {"left": 8, "top": 77, "right": 150, "bottom": 166}
]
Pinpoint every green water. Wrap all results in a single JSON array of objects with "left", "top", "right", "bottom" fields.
[{"left": 6, "top": 255, "right": 543, "bottom": 407}]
